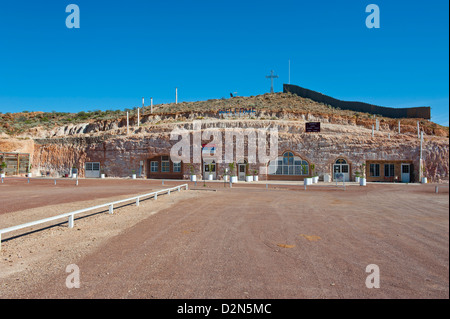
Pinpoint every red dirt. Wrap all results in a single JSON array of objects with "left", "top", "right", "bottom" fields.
[
  {"left": 0, "top": 177, "right": 185, "bottom": 215},
  {"left": 1, "top": 182, "right": 447, "bottom": 299}
]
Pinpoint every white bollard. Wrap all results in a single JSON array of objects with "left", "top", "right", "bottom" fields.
[
  {"left": 154, "top": 193, "right": 158, "bottom": 200},
  {"left": 109, "top": 204, "right": 113, "bottom": 214},
  {"left": 136, "top": 197, "right": 140, "bottom": 206}
]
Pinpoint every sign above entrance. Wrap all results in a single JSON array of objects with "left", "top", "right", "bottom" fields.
[
  {"left": 202, "top": 144, "right": 216, "bottom": 157},
  {"left": 306, "top": 122, "right": 320, "bottom": 132}
]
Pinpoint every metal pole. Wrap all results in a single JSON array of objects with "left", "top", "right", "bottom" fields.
[
  {"left": 175, "top": 88, "right": 178, "bottom": 104},
  {"left": 127, "top": 112, "right": 129, "bottom": 134},
  {"left": 420, "top": 131, "right": 423, "bottom": 160},
  {"left": 398, "top": 120, "right": 401, "bottom": 134},
  {"left": 419, "top": 131, "right": 423, "bottom": 181},
  {"left": 417, "top": 121, "right": 420, "bottom": 138},
  {"left": 137, "top": 107, "right": 140, "bottom": 128}
]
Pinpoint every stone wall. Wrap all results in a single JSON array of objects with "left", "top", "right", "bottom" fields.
[{"left": 30, "top": 120, "right": 449, "bottom": 183}]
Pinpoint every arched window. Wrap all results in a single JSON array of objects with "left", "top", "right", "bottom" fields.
[
  {"left": 335, "top": 159, "right": 347, "bottom": 164},
  {"left": 268, "top": 152, "right": 309, "bottom": 175}
]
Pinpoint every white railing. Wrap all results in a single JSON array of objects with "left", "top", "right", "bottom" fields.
[{"left": 0, "top": 184, "right": 188, "bottom": 250}]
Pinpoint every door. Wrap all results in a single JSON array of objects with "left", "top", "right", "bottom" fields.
[
  {"left": 85, "top": 162, "right": 100, "bottom": 178},
  {"left": 333, "top": 160, "right": 350, "bottom": 182},
  {"left": 401, "top": 164, "right": 410, "bottom": 183},
  {"left": 238, "top": 164, "right": 246, "bottom": 181},
  {"left": 203, "top": 161, "right": 216, "bottom": 179}
]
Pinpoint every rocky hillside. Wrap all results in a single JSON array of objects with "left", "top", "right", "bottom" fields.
[{"left": 1, "top": 93, "right": 448, "bottom": 138}]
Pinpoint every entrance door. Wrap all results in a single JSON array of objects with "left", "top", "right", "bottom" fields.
[
  {"left": 85, "top": 162, "right": 100, "bottom": 178},
  {"left": 333, "top": 159, "right": 349, "bottom": 182},
  {"left": 238, "top": 163, "right": 246, "bottom": 181},
  {"left": 401, "top": 164, "right": 410, "bottom": 183},
  {"left": 203, "top": 161, "right": 216, "bottom": 180}
]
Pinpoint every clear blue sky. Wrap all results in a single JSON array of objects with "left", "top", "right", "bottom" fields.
[{"left": 0, "top": 0, "right": 448, "bottom": 125}]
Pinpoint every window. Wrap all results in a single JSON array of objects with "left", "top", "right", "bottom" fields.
[
  {"left": 173, "top": 162, "right": 181, "bottom": 172},
  {"left": 268, "top": 152, "right": 309, "bottom": 175},
  {"left": 370, "top": 164, "right": 380, "bottom": 177},
  {"left": 150, "top": 161, "right": 158, "bottom": 172},
  {"left": 161, "top": 161, "right": 170, "bottom": 172},
  {"left": 85, "top": 162, "right": 100, "bottom": 171},
  {"left": 384, "top": 164, "right": 395, "bottom": 177},
  {"left": 161, "top": 156, "right": 170, "bottom": 172}
]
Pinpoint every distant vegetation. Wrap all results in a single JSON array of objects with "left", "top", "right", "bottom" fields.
[
  {"left": 0, "top": 93, "right": 448, "bottom": 137},
  {"left": 0, "top": 109, "right": 134, "bottom": 135}
]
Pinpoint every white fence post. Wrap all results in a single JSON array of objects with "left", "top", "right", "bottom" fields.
[
  {"left": 136, "top": 197, "right": 140, "bottom": 206},
  {"left": 68, "top": 214, "right": 74, "bottom": 228},
  {"left": 109, "top": 204, "right": 113, "bottom": 214}
]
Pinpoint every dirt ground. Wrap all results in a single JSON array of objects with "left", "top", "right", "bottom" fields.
[{"left": 0, "top": 179, "right": 448, "bottom": 299}]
